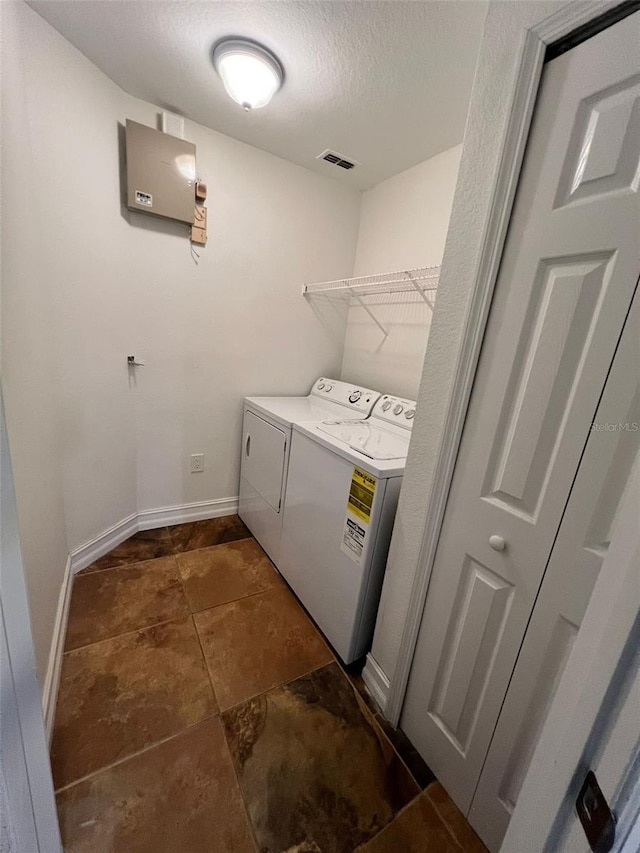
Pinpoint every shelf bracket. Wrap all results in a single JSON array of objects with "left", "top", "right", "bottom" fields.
[
  {"left": 349, "top": 288, "right": 389, "bottom": 337},
  {"left": 406, "top": 270, "right": 435, "bottom": 312}
]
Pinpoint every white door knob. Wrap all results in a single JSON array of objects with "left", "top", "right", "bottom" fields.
[{"left": 489, "top": 535, "right": 506, "bottom": 551}]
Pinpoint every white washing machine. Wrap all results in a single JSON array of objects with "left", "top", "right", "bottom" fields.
[
  {"left": 238, "top": 378, "right": 380, "bottom": 564},
  {"left": 279, "top": 394, "right": 416, "bottom": 663}
]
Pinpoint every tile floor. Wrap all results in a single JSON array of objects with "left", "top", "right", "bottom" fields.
[{"left": 53, "top": 516, "right": 488, "bottom": 852}]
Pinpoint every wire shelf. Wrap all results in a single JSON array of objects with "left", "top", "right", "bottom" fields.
[
  {"left": 302, "top": 266, "right": 439, "bottom": 338},
  {"left": 301, "top": 266, "right": 440, "bottom": 299}
]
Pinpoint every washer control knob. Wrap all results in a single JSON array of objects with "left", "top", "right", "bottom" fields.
[
  {"left": 317, "top": 382, "right": 325, "bottom": 390},
  {"left": 381, "top": 400, "right": 392, "bottom": 412},
  {"left": 393, "top": 404, "right": 404, "bottom": 415},
  {"left": 404, "top": 409, "right": 415, "bottom": 419},
  {"left": 325, "top": 384, "right": 333, "bottom": 392},
  {"left": 489, "top": 535, "right": 506, "bottom": 551},
  {"left": 349, "top": 390, "right": 362, "bottom": 403}
]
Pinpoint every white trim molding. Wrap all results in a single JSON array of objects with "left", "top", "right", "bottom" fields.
[
  {"left": 69, "top": 497, "right": 239, "bottom": 574},
  {"left": 137, "top": 497, "right": 239, "bottom": 530},
  {"left": 385, "top": 0, "right": 627, "bottom": 726},
  {"left": 362, "top": 653, "right": 391, "bottom": 714},
  {"left": 42, "top": 556, "right": 72, "bottom": 744},
  {"left": 69, "top": 512, "right": 138, "bottom": 574}
]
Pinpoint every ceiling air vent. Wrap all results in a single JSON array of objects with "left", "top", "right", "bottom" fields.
[{"left": 317, "top": 149, "right": 359, "bottom": 171}]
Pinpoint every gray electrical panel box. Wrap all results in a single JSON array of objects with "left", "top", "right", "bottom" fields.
[{"left": 125, "top": 119, "right": 196, "bottom": 224}]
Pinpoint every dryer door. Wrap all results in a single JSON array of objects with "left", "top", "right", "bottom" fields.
[{"left": 242, "top": 410, "right": 287, "bottom": 512}]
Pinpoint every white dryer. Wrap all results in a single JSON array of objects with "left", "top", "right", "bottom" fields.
[
  {"left": 279, "top": 394, "right": 416, "bottom": 663},
  {"left": 239, "top": 378, "right": 380, "bottom": 564}
]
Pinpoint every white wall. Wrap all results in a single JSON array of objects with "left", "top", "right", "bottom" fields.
[
  {"left": 1, "top": 0, "right": 360, "bottom": 681},
  {"left": 352, "top": 146, "right": 463, "bottom": 274},
  {"left": 122, "top": 94, "right": 359, "bottom": 517},
  {"left": 366, "top": 0, "right": 570, "bottom": 690},
  {"left": 0, "top": 0, "right": 70, "bottom": 688},
  {"left": 340, "top": 146, "right": 462, "bottom": 399}
]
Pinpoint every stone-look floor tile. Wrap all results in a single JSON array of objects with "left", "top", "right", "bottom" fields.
[
  {"left": 78, "top": 527, "right": 174, "bottom": 573},
  {"left": 177, "top": 538, "right": 281, "bottom": 612},
  {"left": 169, "top": 514, "right": 251, "bottom": 552},
  {"left": 427, "top": 782, "right": 489, "bottom": 852},
  {"left": 223, "top": 663, "right": 419, "bottom": 853},
  {"left": 341, "top": 661, "right": 436, "bottom": 790},
  {"left": 344, "top": 680, "right": 435, "bottom": 799},
  {"left": 195, "top": 585, "right": 333, "bottom": 711},
  {"left": 52, "top": 617, "right": 216, "bottom": 790},
  {"left": 374, "top": 714, "right": 436, "bottom": 790},
  {"left": 64, "top": 556, "right": 189, "bottom": 650},
  {"left": 56, "top": 718, "right": 256, "bottom": 853},
  {"left": 354, "top": 792, "right": 463, "bottom": 852},
  {"left": 346, "top": 669, "right": 382, "bottom": 717}
]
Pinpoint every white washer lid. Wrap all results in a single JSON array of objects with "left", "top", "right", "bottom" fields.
[
  {"left": 292, "top": 421, "right": 408, "bottom": 477},
  {"left": 316, "top": 421, "right": 410, "bottom": 460},
  {"left": 244, "top": 396, "right": 370, "bottom": 429}
]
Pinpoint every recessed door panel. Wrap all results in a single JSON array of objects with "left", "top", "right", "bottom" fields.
[
  {"left": 484, "top": 252, "right": 614, "bottom": 519},
  {"left": 555, "top": 72, "right": 640, "bottom": 207},
  {"left": 496, "top": 614, "right": 578, "bottom": 812},
  {"left": 430, "top": 559, "right": 514, "bottom": 751}
]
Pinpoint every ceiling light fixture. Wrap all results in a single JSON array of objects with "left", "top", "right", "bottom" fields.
[{"left": 212, "top": 38, "right": 283, "bottom": 111}]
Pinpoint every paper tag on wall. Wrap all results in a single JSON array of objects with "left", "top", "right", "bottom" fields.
[{"left": 340, "top": 467, "right": 376, "bottom": 564}]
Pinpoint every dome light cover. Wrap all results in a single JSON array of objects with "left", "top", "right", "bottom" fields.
[{"left": 213, "top": 39, "right": 283, "bottom": 110}]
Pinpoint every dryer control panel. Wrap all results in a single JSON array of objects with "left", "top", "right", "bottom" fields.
[
  {"left": 310, "top": 378, "right": 380, "bottom": 414},
  {"left": 371, "top": 395, "right": 417, "bottom": 429}
]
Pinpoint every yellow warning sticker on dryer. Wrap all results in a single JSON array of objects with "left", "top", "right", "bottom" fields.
[{"left": 347, "top": 467, "right": 377, "bottom": 523}]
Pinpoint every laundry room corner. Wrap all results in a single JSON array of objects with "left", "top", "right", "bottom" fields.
[{"left": 341, "top": 145, "right": 463, "bottom": 401}]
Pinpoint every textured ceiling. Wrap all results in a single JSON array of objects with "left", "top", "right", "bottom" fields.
[{"left": 28, "top": 0, "right": 488, "bottom": 189}]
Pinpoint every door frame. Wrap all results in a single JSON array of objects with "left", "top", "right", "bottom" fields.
[
  {"left": 386, "top": 0, "right": 629, "bottom": 725},
  {"left": 0, "top": 392, "right": 62, "bottom": 851}
]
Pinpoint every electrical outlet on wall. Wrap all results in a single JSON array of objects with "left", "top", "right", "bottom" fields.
[{"left": 190, "top": 453, "right": 204, "bottom": 473}]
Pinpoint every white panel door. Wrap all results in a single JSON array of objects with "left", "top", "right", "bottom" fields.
[
  {"left": 401, "top": 11, "right": 640, "bottom": 814},
  {"left": 469, "top": 286, "right": 640, "bottom": 851}
]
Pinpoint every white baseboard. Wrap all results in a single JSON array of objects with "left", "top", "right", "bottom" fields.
[
  {"left": 42, "top": 555, "right": 73, "bottom": 744},
  {"left": 137, "top": 497, "right": 239, "bottom": 530},
  {"left": 69, "top": 497, "right": 239, "bottom": 574},
  {"left": 45, "top": 497, "right": 239, "bottom": 739},
  {"left": 362, "top": 653, "right": 391, "bottom": 714},
  {"left": 70, "top": 512, "right": 138, "bottom": 574}
]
